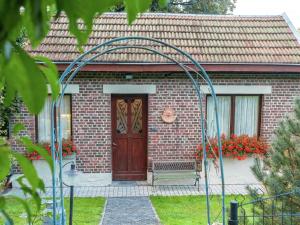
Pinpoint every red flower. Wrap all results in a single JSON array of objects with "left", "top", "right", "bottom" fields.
[{"left": 26, "top": 140, "right": 78, "bottom": 160}]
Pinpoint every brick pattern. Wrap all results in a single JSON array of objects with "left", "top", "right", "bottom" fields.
[
  {"left": 10, "top": 104, "right": 36, "bottom": 154},
  {"left": 72, "top": 74, "right": 201, "bottom": 172},
  {"left": 11, "top": 73, "right": 300, "bottom": 173}
]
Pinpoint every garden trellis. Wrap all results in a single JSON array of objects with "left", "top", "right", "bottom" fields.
[{"left": 50, "top": 36, "right": 226, "bottom": 225}]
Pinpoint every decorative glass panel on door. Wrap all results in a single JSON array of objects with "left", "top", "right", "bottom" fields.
[
  {"left": 116, "top": 99, "right": 128, "bottom": 134},
  {"left": 131, "top": 99, "right": 143, "bottom": 134}
]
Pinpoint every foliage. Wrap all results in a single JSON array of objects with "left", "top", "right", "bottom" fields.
[
  {"left": 0, "top": 124, "right": 53, "bottom": 224},
  {"left": 27, "top": 140, "right": 77, "bottom": 160},
  {"left": 0, "top": 90, "right": 21, "bottom": 138},
  {"left": 114, "top": 0, "right": 236, "bottom": 14},
  {"left": 196, "top": 134, "right": 268, "bottom": 161},
  {"left": 0, "top": 0, "right": 167, "bottom": 114},
  {"left": 151, "top": 195, "right": 252, "bottom": 225},
  {"left": 0, "top": 153, "right": 17, "bottom": 192},
  {"left": 0, "top": 197, "right": 105, "bottom": 225},
  {"left": 244, "top": 190, "right": 300, "bottom": 225},
  {"left": 169, "top": 0, "right": 236, "bottom": 14},
  {"left": 249, "top": 99, "right": 300, "bottom": 222}
]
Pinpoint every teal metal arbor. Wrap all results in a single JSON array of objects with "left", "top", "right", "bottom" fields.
[{"left": 50, "top": 36, "right": 226, "bottom": 225}]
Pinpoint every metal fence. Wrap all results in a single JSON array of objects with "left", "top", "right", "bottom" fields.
[{"left": 228, "top": 191, "right": 300, "bottom": 225}]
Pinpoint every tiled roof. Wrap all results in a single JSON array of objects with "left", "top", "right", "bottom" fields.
[{"left": 26, "top": 13, "right": 300, "bottom": 65}]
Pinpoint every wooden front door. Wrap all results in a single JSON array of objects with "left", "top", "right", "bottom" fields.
[{"left": 111, "top": 95, "right": 147, "bottom": 180}]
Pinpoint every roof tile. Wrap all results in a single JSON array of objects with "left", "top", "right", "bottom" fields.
[{"left": 25, "top": 13, "right": 300, "bottom": 64}]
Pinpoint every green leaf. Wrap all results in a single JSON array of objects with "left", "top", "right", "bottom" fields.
[
  {"left": 12, "top": 123, "right": 25, "bottom": 135},
  {"left": 12, "top": 152, "right": 42, "bottom": 190},
  {"left": 0, "top": 137, "right": 6, "bottom": 146},
  {"left": 3, "top": 45, "right": 48, "bottom": 114},
  {"left": 0, "top": 209, "right": 13, "bottom": 225},
  {"left": 0, "top": 196, "right": 5, "bottom": 208},
  {"left": 35, "top": 56, "right": 59, "bottom": 101},
  {"left": 0, "top": 147, "right": 10, "bottom": 180},
  {"left": 56, "top": 0, "right": 120, "bottom": 47},
  {"left": 21, "top": 0, "right": 54, "bottom": 48},
  {"left": 124, "top": 0, "right": 152, "bottom": 24},
  {"left": 159, "top": 0, "right": 168, "bottom": 7},
  {"left": 10, "top": 196, "right": 32, "bottom": 224},
  {"left": 3, "top": 78, "right": 16, "bottom": 107},
  {"left": 17, "top": 177, "right": 42, "bottom": 211},
  {"left": 20, "top": 136, "right": 53, "bottom": 173}
]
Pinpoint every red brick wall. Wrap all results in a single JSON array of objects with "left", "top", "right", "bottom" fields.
[
  {"left": 11, "top": 73, "right": 300, "bottom": 173},
  {"left": 10, "top": 104, "right": 36, "bottom": 154}
]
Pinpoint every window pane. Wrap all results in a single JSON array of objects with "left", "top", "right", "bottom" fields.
[
  {"left": 116, "top": 99, "right": 128, "bottom": 134},
  {"left": 58, "top": 95, "right": 71, "bottom": 140},
  {"left": 131, "top": 99, "right": 143, "bottom": 134},
  {"left": 38, "top": 96, "right": 52, "bottom": 142},
  {"left": 234, "top": 96, "right": 259, "bottom": 136},
  {"left": 207, "top": 96, "right": 231, "bottom": 137}
]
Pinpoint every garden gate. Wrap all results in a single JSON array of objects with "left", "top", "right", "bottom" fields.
[{"left": 50, "top": 36, "right": 225, "bottom": 225}]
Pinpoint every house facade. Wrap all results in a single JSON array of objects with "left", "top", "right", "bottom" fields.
[{"left": 12, "top": 13, "right": 300, "bottom": 186}]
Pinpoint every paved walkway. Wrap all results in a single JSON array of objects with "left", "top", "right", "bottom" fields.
[
  {"left": 6, "top": 183, "right": 264, "bottom": 198},
  {"left": 100, "top": 197, "right": 160, "bottom": 225}
]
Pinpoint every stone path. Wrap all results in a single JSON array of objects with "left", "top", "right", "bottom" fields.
[{"left": 100, "top": 197, "right": 160, "bottom": 225}]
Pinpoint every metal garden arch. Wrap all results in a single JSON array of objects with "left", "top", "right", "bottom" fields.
[{"left": 50, "top": 36, "right": 226, "bottom": 225}]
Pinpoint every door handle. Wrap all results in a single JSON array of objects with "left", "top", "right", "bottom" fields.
[{"left": 112, "top": 142, "right": 117, "bottom": 147}]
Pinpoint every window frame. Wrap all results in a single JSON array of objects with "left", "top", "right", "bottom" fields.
[
  {"left": 35, "top": 94, "right": 73, "bottom": 142},
  {"left": 205, "top": 94, "right": 262, "bottom": 137}
]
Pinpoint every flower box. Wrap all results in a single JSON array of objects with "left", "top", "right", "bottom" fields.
[
  {"left": 27, "top": 140, "right": 78, "bottom": 160},
  {"left": 202, "top": 157, "right": 258, "bottom": 185},
  {"left": 196, "top": 134, "right": 268, "bottom": 161}
]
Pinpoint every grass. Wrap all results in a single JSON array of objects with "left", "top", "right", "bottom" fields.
[
  {"left": 150, "top": 195, "right": 252, "bottom": 225},
  {"left": 0, "top": 197, "right": 106, "bottom": 225}
]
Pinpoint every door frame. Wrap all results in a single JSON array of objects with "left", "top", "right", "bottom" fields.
[{"left": 111, "top": 94, "right": 148, "bottom": 181}]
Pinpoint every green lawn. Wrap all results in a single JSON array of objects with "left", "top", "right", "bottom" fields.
[
  {"left": 150, "top": 195, "right": 251, "bottom": 225},
  {"left": 0, "top": 197, "right": 105, "bottom": 225}
]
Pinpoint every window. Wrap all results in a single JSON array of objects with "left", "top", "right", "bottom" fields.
[
  {"left": 37, "top": 95, "right": 71, "bottom": 142},
  {"left": 206, "top": 95, "right": 260, "bottom": 137}
]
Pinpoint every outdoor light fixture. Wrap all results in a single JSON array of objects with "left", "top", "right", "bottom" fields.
[{"left": 63, "top": 162, "right": 82, "bottom": 225}]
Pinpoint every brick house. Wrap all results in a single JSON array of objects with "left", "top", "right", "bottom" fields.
[{"left": 13, "top": 13, "right": 300, "bottom": 186}]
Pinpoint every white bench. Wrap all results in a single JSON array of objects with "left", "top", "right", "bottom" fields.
[{"left": 152, "top": 161, "right": 200, "bottom": 186}]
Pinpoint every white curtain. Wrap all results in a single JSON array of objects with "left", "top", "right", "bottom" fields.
[
  {"left": 58, "top": 95, "right": 71, "bottom": 140},
  {"left": 38, "top": 96, "right": 52, "bottom": 142},
  {"left": 234, "top": 96, "right": 259, "bottom": 136},
  {"left": 207, "top": 96, "right": 231, "bottom": 137},
  {"left": 38, "top": 95, "right": 71, "bottom": 142}
]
